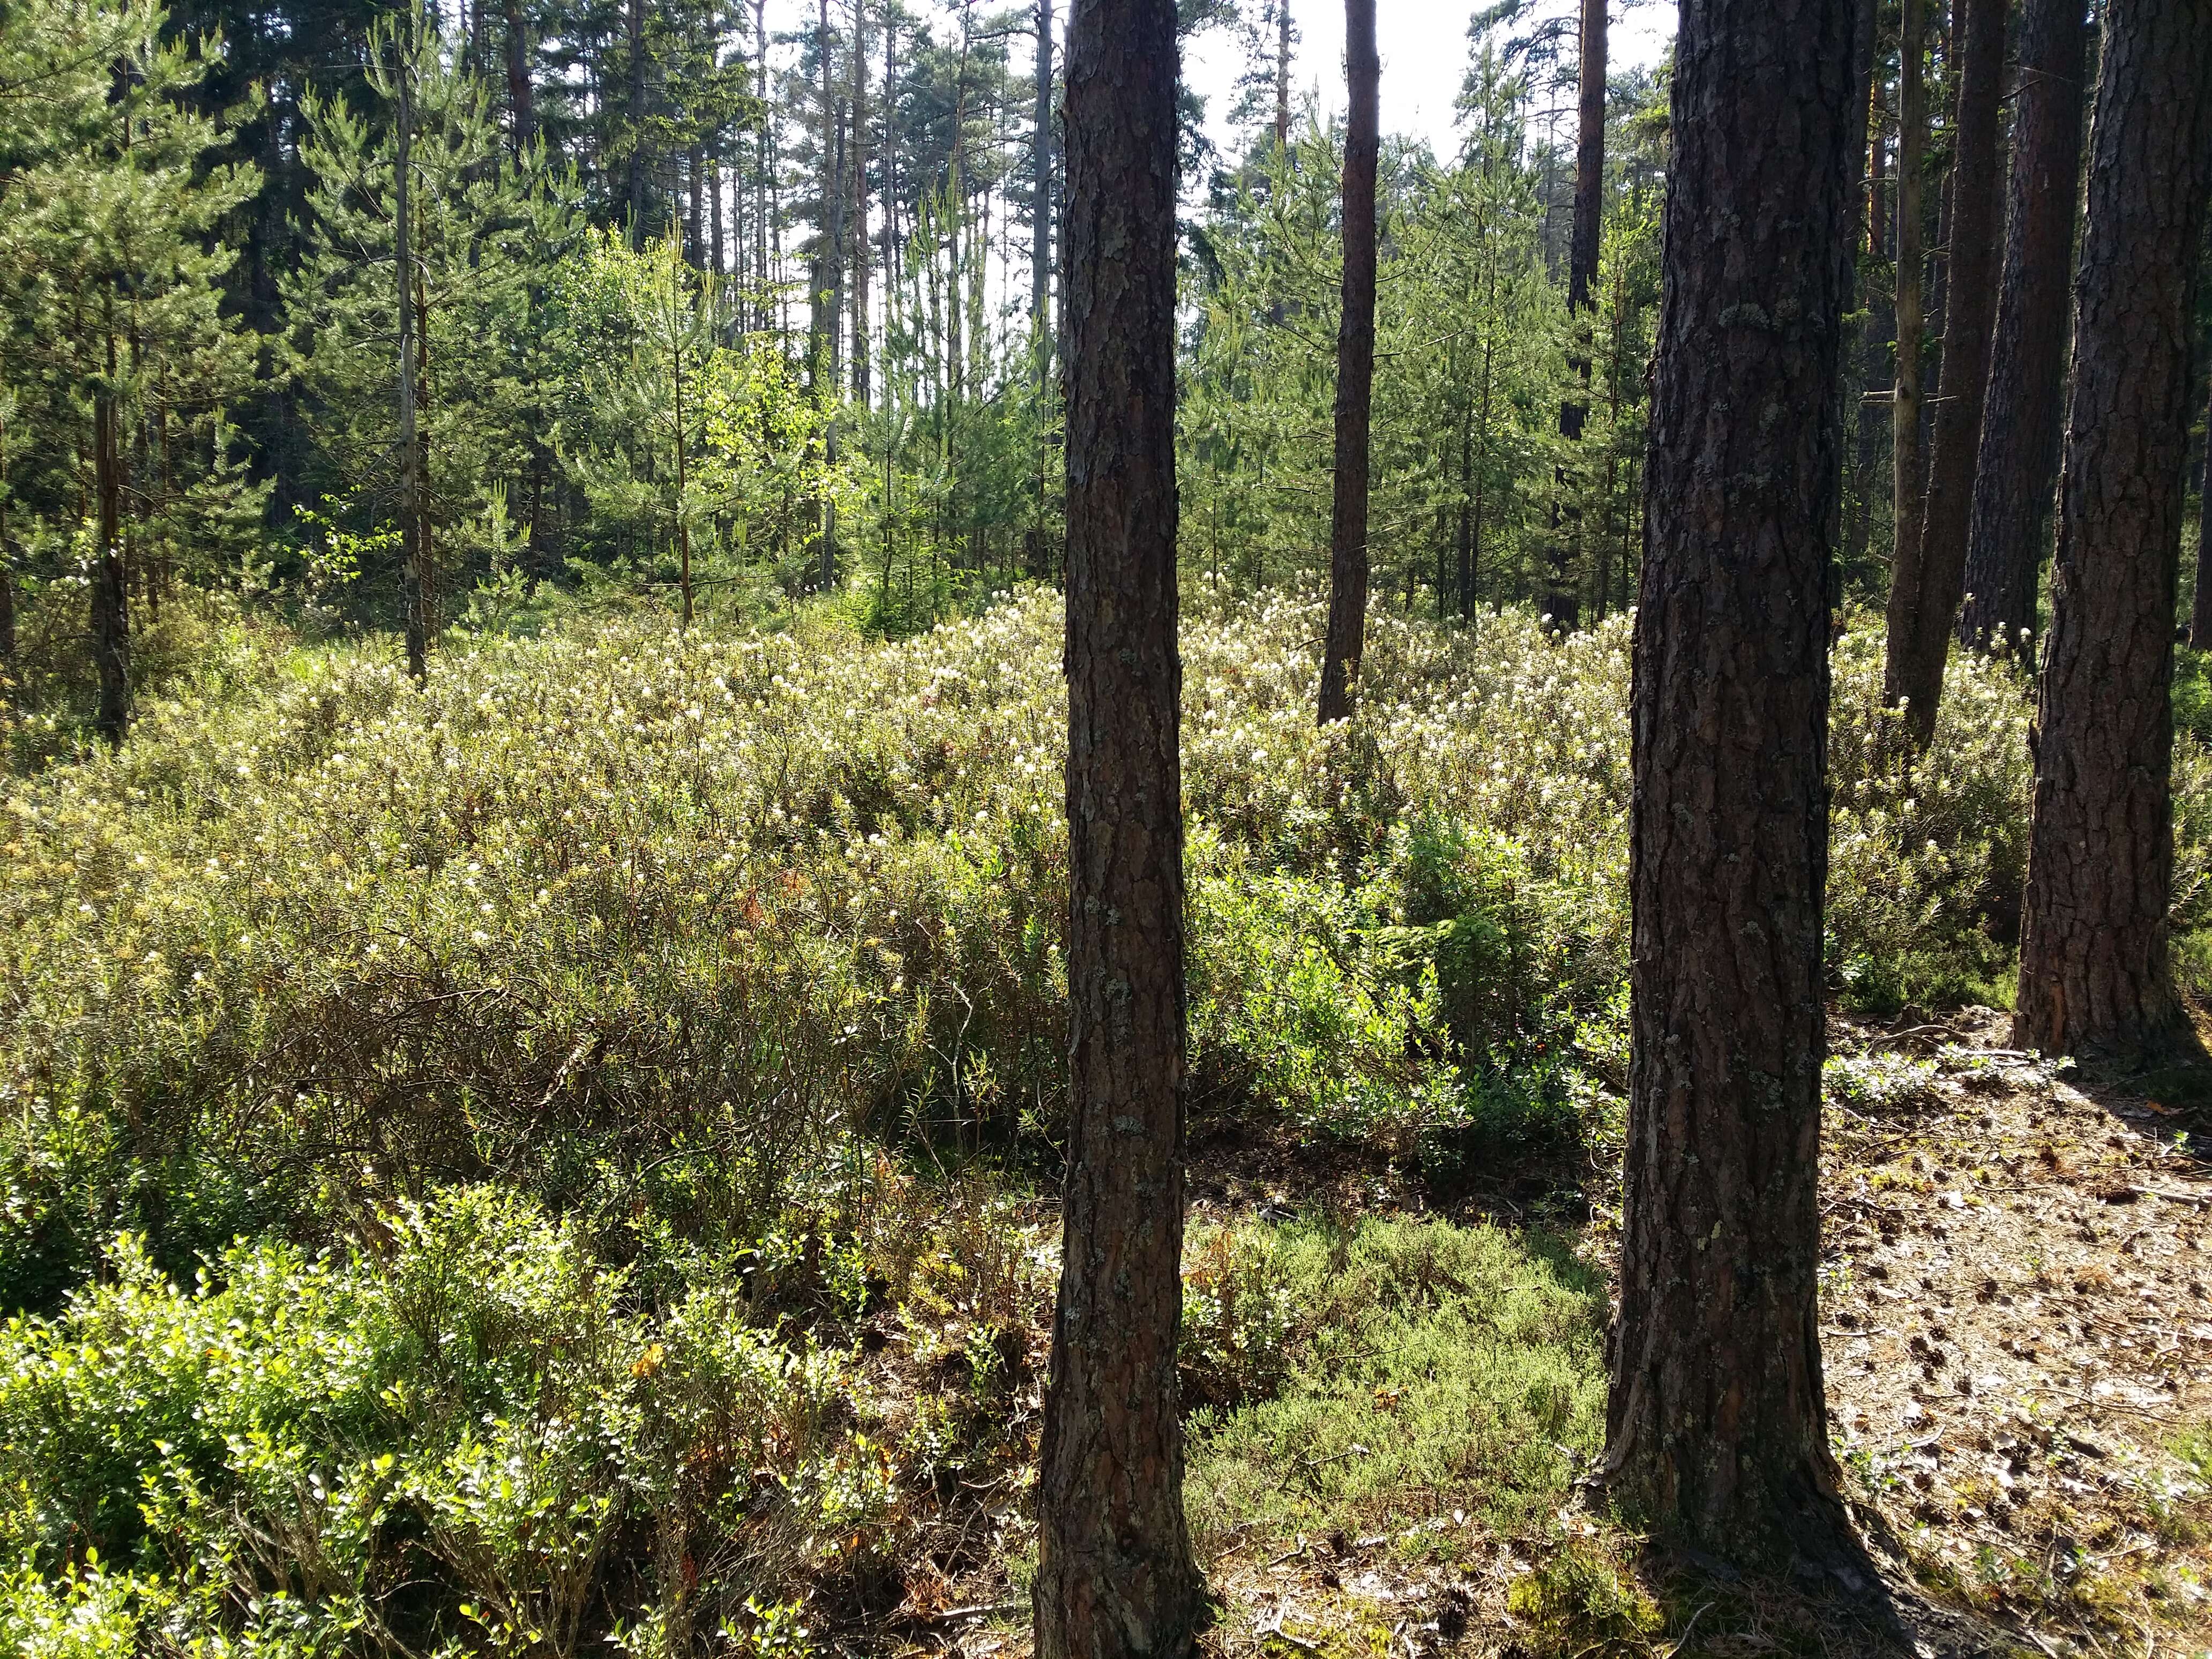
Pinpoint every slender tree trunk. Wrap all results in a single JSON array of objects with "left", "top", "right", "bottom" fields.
[
  {"left": 1959, "top": 0, "right": 2086, "bottom": 652},
  {"left": 2014, "top": 0, "right": 2212, "bottom": 1061},
  {"left": 851, "top": 0, "right": 872, "bottom": 407},
  {"left": 813, "top": 0, "right": 840, "bottom": 383},
  {"left": 503, "top": 0, "right": 534, "bottom": 156},
  {"left": 1317, "top": 0, "right": 1378, "bottom": 725},
  {"left": 1888, "top": 0, "right": 2005, "bottom": 742},
  {"left": 688, "top": 142, "right": 706, "bottom": 265},
  {"left": 93, "top": 325, "right": 128, "bottom": 746},
  {"left": 1884, "top": 0, "right": 1929, "bottom": 700},
  {"left": 1034, "top": 0, "right": 1053, "bottom": 348},
  {"left": 1840, "top": 0, "right": 1880, "bottom": 574},
  {"left": 1849, "top": 78, "right": 1892, "bottom": 576},
  {"left": 710, "top": 148, "right": 725, "bottom": 276},
  {"left": 1033, "top": 0, "right": 1202, "bottom": 1649},
  {"left": 675, "top": 326, "right": 692, "bottom": 626},
  {"left": 1274, "top": 1, "right": 1290, "bottom": 154},
  {"left": 1539, "top": 0, "right": 1606, "bottom": 629},
  {"left": 809, "top": 0, "right": 840, "bottom": 590},
  {"left": 1456, "top": 413, "right": 1475, "bottom": 618},
  {"left": 2194, "top": 369, "right": 2212, "bottom": 649},
  {"left": 626, "top": 0, "right": 648, "bottom": 244},
  {"left": 1569, "top": 0, "right": 1605, "bottom": 319},
  {"left": 398, "top": 57, "right": 427, "bottom": 683},
  {"left": 1606, "top": 0, "right": 1860, "bottom": 1566},
  {"left": 756, "top": 0, "right": 771, "bottom": 330},
  {"left": 415, "top": 226, "right": 434, "bottom": 645},
  {"left": 1470, "top": 331, "right": 1492, "bottom": 617},
  {"left": 0, "top": 444, "right": 13, "bottom": 691}
]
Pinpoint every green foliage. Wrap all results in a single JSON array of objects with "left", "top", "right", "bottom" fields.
[
  {"left": 9, "top": 593, "right": 2130, "bottom": 1316},
  {"left": 282, "top": 8, "right": 581, "bottom": 623},
  {"left": 1504, "top": 1536, "right": 1665, "bottom": 1657},
  {"left": 1179, "top": 57, "right": 1665, "bottom": 621},
  {"left": 0, "top": 1197, "right": 878, "bottom": 1657},
  {"left": 0, "top": 0, "right": 267, "bottom": 728},
  {"left": 1183, "top": 1217, "right": 1608, "bottom": 1549}
]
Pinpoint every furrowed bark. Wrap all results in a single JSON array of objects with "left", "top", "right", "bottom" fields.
[
  {"left": 1033, "top": 0, "right": 1204, "bottom": 1648},
  {"left": 2014, "top": 0, "right": 2212, "bottom": 1061},
  {"left": 1959, "top": 0, "right": 2086, "bottom": 653},
  {"left": 1882, "top": 0, "right": 1929, "bottom": 712},
  {"left": 1606, "top": 0, "right": 1862, "bottom": 1568},
  {"left": 1890, "top": 0, "right": 2006, "bottom": 742}
]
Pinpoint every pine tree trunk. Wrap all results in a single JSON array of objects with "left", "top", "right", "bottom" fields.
[
  {"left": 688, "top": 143, "right": 705, "bottom": 265},
  {"left": 398, "top": 60, "right": 427, "bottom": 683},
  {"left": 1959, "top": 0, "right": 2086, "bottom": 653},
  {"left": 1888, "top": 0, "right": 2005, "bottom": 742},
  {"left": 1456, "top": 413, "right": 1474, "bottom": 618},
  {"left": 1317, "top": 0, "right": 1378, "bottom": 725},
  {"left": 851, "top": 0, "right": 871, "bottom": 408},
  {"left": 626, "top": 0, "right": 647, "bottom": 243},
  {"left": 710, "top": 150, "right": 725, "bottom": 276},
  {"left": 1540, "top": 0, "right": 1606, "bottom": 629},
  {"left": 1, "top": 410, "right": 14, "bottom": 693},
  {"left": 92, "top": 341, "right": 129, "bottom": 748},
  {"left": 1570, "top": 0, "right": 1605, "bottom": 316},
  {"left": 1034, "top": 0, "right": 1054, "bottom": 354},
  {"left": 1606, "top": 0, "right": 1860, "bottom": 1567},
  {"left": 2013, "top": 0, "right": 2212, "bottom": 1061},
  {"left": 1850, "top": 83, "right": 1892, "bottom": 576},
  {"left": 2194, "top": 369, "right": 2212, "bottom": 649},
  {"left": 1882, "top": 0, "right": 1930, "bottom": 709},
  {"left": 1033, "top": 0, "right": 1202, "bottom": 1651},
  {"left": 1274, "top": 2, "right": 1290, "bottom": 154},
  {"left": 503, "top": 0, "right": 534, "bottom": 156},
  {"left": 756, "top": 0, "right": 772, "bottom": 327}
]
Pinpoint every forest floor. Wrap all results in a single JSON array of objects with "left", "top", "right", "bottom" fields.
[{"left": 871, "top": 1012, "right": 2212, "bottom": 1659}]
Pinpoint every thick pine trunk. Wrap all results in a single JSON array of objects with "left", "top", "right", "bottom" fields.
[
  {"left": 2014, "top": 0, "right": 2212, "bottom": 1060},
  {"left": 1882, "top": 0, "right": 1929, "bottom": 708},
  {"left": 1959, "top": 0, "right": 2085, "bottom": 653},
  {"left": 1606, "top": 0, "right": 1860, "bottom": 1566},
  {"left": 1888, "top": 0, "right": 2005, "bottom": 742},
  {"left": 1317, "top": 0, "right": 1378, "bottom": 725},
  {"left": 1032, "top": 0, "right": 1204, "bottom": 1648}
]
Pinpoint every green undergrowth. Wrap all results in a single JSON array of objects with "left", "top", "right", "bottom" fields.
[
  {"left": 4, "top": 587, "right": 2201, "bottom": 1650},
  {"left": 0, "top": 1191, "right": 1621, "bottom": 1658},
  {"left": 1183, "top": 1216, "right": 1608, "bottom": 1551}
]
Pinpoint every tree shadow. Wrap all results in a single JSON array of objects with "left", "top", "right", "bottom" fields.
[{"left": 2064, "top": 1015, "right": 2212, "bottom": 1167}]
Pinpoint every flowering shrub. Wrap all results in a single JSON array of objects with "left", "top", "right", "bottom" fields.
[
  {"left": 1827, "top": 623, "right": 2036, "bottom": 1011},
  {"left": 10, "top": 589, "right": 2208, "bottom": 1304}
]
